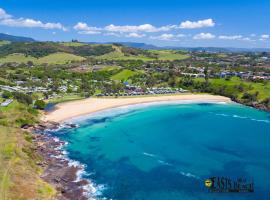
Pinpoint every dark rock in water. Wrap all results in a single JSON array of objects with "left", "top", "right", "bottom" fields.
[
  {"left": 64, "top": 123, "right": 79, "bottom": 128},
  {"left": 34, "top": 131, "right": 92, "bottom": 200},
  {"left": 33, "top": 121, "right": 61, "bottom": 132}
]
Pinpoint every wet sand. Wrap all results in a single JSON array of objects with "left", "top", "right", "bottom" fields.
[{"left": 44, "top": 94, "right": 231, "bottom": 122}]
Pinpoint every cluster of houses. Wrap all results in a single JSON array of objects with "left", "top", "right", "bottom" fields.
[
  {"left": 0, "top": 85, "right": 49, "bottom": 93},
  {"left": 96, "top": 84, "right": 188, "bottom": 97},
  {"left": 180, "top": 69, "right": 270, "bottom": 81},
  {"left": 215, "top": 71, "right": 270, "bottom": 80}
]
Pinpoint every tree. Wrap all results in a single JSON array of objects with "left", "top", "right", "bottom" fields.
[
  {"left": 13, "top": 92, "right": 33, "bottom": 105},
  {"left": 27, "top": 61, "right": 34, "bottom": 67},
  {"left": 204, "top": 66, "right": 209, "bottom": 83},
  {"left": 34, "top": 100, "right": 46, "bottom": 110},
  {"left": 261, "top": 98, "right": 270, "bottom": 107},
  {"left": 2, "top": 91, "right": 12, "bottom": 99}
]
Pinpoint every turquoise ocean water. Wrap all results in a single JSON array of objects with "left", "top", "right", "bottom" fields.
[{"left": 51, "top": 102, "right": 270, "bottom": 200}]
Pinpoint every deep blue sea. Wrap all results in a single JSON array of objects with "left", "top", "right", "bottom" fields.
[{"left": 51, "top": 102, "right": 270, "bottom": 200}]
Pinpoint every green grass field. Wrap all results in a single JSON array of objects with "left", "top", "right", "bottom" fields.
[
  {"left": 97, "top": 49, "right": 190, "bottom": 61},
  {"left": 99, "top": 65, "right": 122, "bottom": 71},
  {"left": 0, "top": 53, "right": 37, "bottom": 64},
  {"left": 60, "top": 42, "right": 87, "bottom": 47},
  {"left": 0, "top": 52, "right": 86, "bottom": 65},
  {"left": 196, "top": 77, "right": 270, "bottom": 101},
  {"left": 151, "top": 50, "right": 190, "bottom": 61},
  {"left": 111, "top": 69, "right": 140, "bottom": 81},
  {"left": 96, "top": 50, "right": 154, "bottom": 61},
  {"left": 0, "top": 41, "right": 10, "bottom": 46},
  {"left": 37, "top": 52, "right": 85, "bottom": 64},
  {"left": 47, "top": 94, "right": 84, "bottom": 104}
]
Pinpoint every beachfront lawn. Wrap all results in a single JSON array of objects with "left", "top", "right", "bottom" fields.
[{"left": 48, "top": 94, "right": 84, "bottom": 104}]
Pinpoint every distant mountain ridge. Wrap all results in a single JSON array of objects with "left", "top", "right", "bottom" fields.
[
  {"left": 1, "top": 33, "right": 270, "bottom": 52},
  {"left": 0, "top": 33, "right": 35, "bottom": 42},
  {"left": 115, "top": 42, "right": 270, "bottom": 52}
]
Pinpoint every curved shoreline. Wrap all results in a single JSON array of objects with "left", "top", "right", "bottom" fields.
[{"left": 43, "top": 94, "right": 231, "bottom": 122}]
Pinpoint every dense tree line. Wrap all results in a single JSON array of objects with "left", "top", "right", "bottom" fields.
[{"left": 0, "top": 42, "right": 115, "bottom": 58}]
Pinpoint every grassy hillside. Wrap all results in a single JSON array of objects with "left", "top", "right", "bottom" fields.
[
  {"left": 0, "top": 42, "right": 114, "bottom": 59},
  {"left": 98, "top": 46, "right": 190, "bottom": 61},
  {"left": 60, "top": 42, "right": 87, "bottom": 47},
  {"left": 0, "top": 42, "right": 192, "bottom": 63},
  {"left": 0, "top": 41, "right": 10, "bottom": 46},
  {"left": 195, "top": 77, "right": 270, "bottom": 101},
  {"left": 111, "top": 69, "right": 140, "bottom": 81},
  {"left": 0, "top": 53, "right": 37, "bottom": 64},
  {"left": 0, "top": 101, "right": 56, "bottom": 200},
  {"left": 0, "top": 52, "right": 85, "bottom": 65},
  {"left": 37, "top": 52, "right": 85, "bottom": 64},
  {"left": 151, "top": 50, "right": 190, "bottom": 61},
  {"left": 96, "top": 45, "right": 153, "bottom": 61}
]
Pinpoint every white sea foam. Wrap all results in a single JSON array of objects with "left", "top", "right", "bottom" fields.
[
  {"left": 215, "top": 113, "right": 270, "bottom": 124},
  {"left": 68, "top": 100, "right": 228, "bottom": 123},
  {"left": 233, "top": 114, "right": 247, "bottom": 119},
  {"left": 180, "top": 171, "right": 200, "bottom": 180},
  {"left": 158, "top": 160, "right": 172, "bottom": 166},
  {"left": 48, "top": 135, "right": 104, "bottom": 200},
  {"left": 216, "top": 113, "right": 230, "bottom": 117},
  {"left": 142, "top": 152, "right": 157, "bottom": 158}
]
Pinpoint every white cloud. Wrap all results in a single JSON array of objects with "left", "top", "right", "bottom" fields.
[
  {"left": 73, "top": 18, "right": 215, "bottom": 36},
  {"left": 150, "top": 33, "right": 185, "bottom": 41},
  {"left": 261, "top": 34, "right": 269, "bottom": 39},
  {"left": 73, "top": 22, "right": 101, "bottom": 34},
  {"left": 0, "top": 8, "right": 66, "bottom": 31},
  {"left": 104, "top": 32, "right": 121, "bottom": 37},
  {"left": 193, "top": 33, "right": 215, "bottom": 40},
  {"left": 104, "top": 24, "right": 175, "bottom": 33},
  {"left": 151, "top": 34, "right": 174, "bottom": 40},
  {"left": 218, "top": 35, "right": 243, "bottom": 40},
  {"left": 242, "top": 37, "right": 251, "bottom": 41},
  {"left": 105, "top": 24, "right": 154, "bottom": 32},
  {"left": 125, "top": 33, "right": 146, "bottom": 38},
  {"left": 180, "top": 19, "right": 215, "bottom": 29},
  {"left": 0, "top": 8, "right": 11, "bottom": 19}
]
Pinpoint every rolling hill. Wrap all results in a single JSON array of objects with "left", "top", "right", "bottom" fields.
[{"left": 0, "top": 33, "right": 35, "bottom": 42}]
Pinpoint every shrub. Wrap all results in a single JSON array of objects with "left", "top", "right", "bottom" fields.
[
  {"left": 2, "top": 91, "right": 12, "bottom": 99},
  {"left": 34, "top": 100, "right": 46, "bottom": 110},
  {"left": 13, "top": 92, "right": 33, "bottom": 105}
]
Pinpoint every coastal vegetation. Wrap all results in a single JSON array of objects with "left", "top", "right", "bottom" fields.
[{"left": 0, "top": 99, "right": 56, "bottom": 199}]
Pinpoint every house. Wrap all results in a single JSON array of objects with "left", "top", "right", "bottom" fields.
[{"left": 1, "top": 99, "right": 13, "bottom": 107}]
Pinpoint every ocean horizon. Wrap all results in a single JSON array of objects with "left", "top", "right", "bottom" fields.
[{"left": 49, "top": 102, "right": 270, "bottom": 200}]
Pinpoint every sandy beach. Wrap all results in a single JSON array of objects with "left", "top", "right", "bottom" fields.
[{"left": 44, "top": 94, "right": 231, "bottom": 122}]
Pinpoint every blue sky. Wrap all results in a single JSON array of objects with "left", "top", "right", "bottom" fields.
[{"left": 0, "top": 0, "right": 270, "bottom": 47}]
